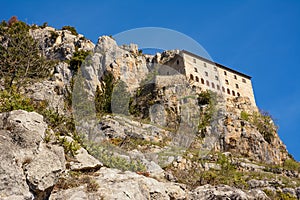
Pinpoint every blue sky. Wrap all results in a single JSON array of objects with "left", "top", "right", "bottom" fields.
[{"left": 2, "top": 0, "right": 300, "bottom": 161}]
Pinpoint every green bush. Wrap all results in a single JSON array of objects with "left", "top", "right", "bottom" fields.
[
  {"left": 283, "top": 159, "right": 300, "bottom": 172},
  {"left": 252, "top": 111, "right": 277, "bottom": 143},
  {"left": 86, "top": 142, "right": 146, "bottom": 172},
  {"left": 68, "top": 50, "right": 91, "bottom": 73},
  {"left": 240, "top": 111, "right": 249, "bottom": 121},
  {"left": 0, "top": 89, "right": 34, "bottom": 112},
  {"left": 95, "top": 72, "right": 115, "bottom": 115},
  {"left": 0, "top": 19, "right": 55, "bottom": 90},
  {"left": 62, "top": 25, "right": 78, "bottom": 35},
  {"left": 197, "top": 91, "right": 216, "bottom": 133}
]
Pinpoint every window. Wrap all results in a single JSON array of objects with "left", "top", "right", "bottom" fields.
[
  {"left": 211, "top": 82, "right": 215, "bottom": 88},
  {"left": 193, "top": 58, "right": 196, "bottom": 63},
  {"left": 201, "top": 78, "right": 205, "bottom": 84},
  {"left": 205, "top": 71, "right": 208, "bottom": 76},
  {"left": 217, "top": 85, "right": 220, "bottom": 90},
  {"left": 194, "top": 67, "right": 198, "bottom": 72},
  {"left": 206, "top": 80, "right": 210, "bottom": 86},
  {"left": 177, "top": 60, "right": 179, "bottom": 65},
  {"left": 227, "top": 88, "right": 231, "bottom": 94},
  {"left": 222, "top": 87, "right": 225, "bottom": 92},
  {"left": 234, "top": 75, "right": 237, "bottom": 79},
  {"left": 225, "top": 79, "right": 229, "bottom": 85},
  {"left": 196, "top": 76, "right": 199, "bottom": 82},
  {"left": 204, "top": 63, "right": 207, "bottom": 68},
  {"left": 242, "top": 78, "right": 246, "bottom": 83},
  {"left": 215, "top": 76, "right": 219, "bottom": 80},
  {"left": 214, "top": 67, "right": 217, "bottom": 71},
  {"left": 237, "top": 92, "right": 240, "bottom": 97},
  {"left": 224, "top": 71, "right": 227, "bottom": 75},
  {"left": 235, "top": 84, "right": 239, "bottom": 89},
  {"left": 190, "top": 74, "right": 194, "bottom": 80},
  {"left": 232, "top": 90, "right": 235, "bottom": 96}
]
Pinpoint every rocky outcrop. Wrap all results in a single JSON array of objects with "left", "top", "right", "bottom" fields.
[
  {"left": 219, "top": 97, "right": 289, "bottom": 164},
  {"left": 189, "top": 184, "right": 270, "bottom": 200},
  {"left": 30, "top": 26, "right": 94, "bottom": 60},
  {"left": 0, "top": 110, "right": 66, "bottom": 200},
  {"left": 50, "top": 167, "right": 186, "bottom": 200},
  {"left": 81, "top": 36, "right": 149, "bottom": 94}
]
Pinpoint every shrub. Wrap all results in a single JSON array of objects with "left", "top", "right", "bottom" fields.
[
  {"left": 283, "top": 159, "right": 300, "bottom": 172},
  {"left": 252, "top": 111, "right": 277, "bottom": 143},
  {"left": 240, "top": 111, "right": 249, "bottom": 121},
  {"left": 95, "top": 72, "right": 115, "bottom": 115},
  {"left": 68, "top": 50, "right": 91, "bottom": 73},
  {"left": 0, "top": 89, "right": 34, "bottom": 112},
  {"left": 0, "top": 19, "right": 55, "bottom": 90},
  {"left": 86, "top": 142, "right": 146, "bottom": 172},
  {"left": 62, "top": 25, "right": 78, "bottom": 35},
  {"left": 197, "top": 91, "right": 216, "bottom": 132}
]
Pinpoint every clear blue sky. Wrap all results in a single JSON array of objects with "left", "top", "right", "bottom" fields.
[{"left": 2, "top": 0, "right": 300, "bottom": 161}]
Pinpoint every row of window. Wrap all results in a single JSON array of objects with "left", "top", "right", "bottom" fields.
[
  {"left": 192, "top": 64, "right": 247, "bottom": 84},
  {"left": 191, "top": 74, "right": 240, "bottom": 89},
  {"left": 194, "top": 68, "right": 246, "bottom": 84},
  {"left": 190, "top": 74, "right": 241, "bottom": 97}
]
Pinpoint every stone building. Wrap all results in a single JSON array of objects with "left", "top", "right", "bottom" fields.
[{"left": 163, "top": 50, "right": 256, "bottom": 106}]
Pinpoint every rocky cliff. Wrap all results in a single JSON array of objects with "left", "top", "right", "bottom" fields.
[{"left": 0, "top": 24, "right": 300, "bottom": 200}]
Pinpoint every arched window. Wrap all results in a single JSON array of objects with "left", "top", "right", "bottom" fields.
[
  {"left": 177, "top": 60, "right": 179, "bottom": 65},
  {"left": 190, "top": 74, "right": 194, "bottom": 80},
  {"left": 201, "top": 78, "right": 205, "bottom": 84},
  {"left": 206, "top": 80, "right": 210, "bottom": 86},
  {"left": 217, "top": 85, "right": 220, "bottom": 90},
  {"left": 232, "top": 90, "right": 235, "bottom": 96},
  {"left": 237, "top": 92, "right": 240, "bottom": 97},
  {"left": 196, "top": 76, "right": 199, "bottom": 82},
  {"left": 222, "top": 87, "right": 225, "bottom": 92},
  {"left": 227, "top": 88, "right": 230, "bottom": 94},
  {"left": 211, "top": 82, "right": 215, "bottom": 88}
]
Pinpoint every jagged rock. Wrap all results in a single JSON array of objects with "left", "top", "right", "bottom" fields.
[
  {"left": 70, "top": 147, "right": 103, "bottom": 171},
  {"left": 25, "top": 80, "right": 66, "bottom": 114},
  {"left": 81, "top": 35, "right": 149, "bottom": 94},
  {"left": 189, "top": 184, "right": 270, "bottom": 200},
  {"left": 0, "top": 130, "right": 33, "bottom": 200},
  {"left": 30, "top": 27, "right": 94, "bottom": 60},
  {"left": 0, "top": 110, "right": 66, "bottom": 199},
  {"left": 25, "top": 143, "right": 65, "bottom": 199},
  {"left": 247, "top": 179, "right": 269, "bottom": 189},
  {"left": 50, "top": 167, "right": 186, "bottom": 200},
  {"left": 0, "top": 110, "right": 46, "bottom": 149}
]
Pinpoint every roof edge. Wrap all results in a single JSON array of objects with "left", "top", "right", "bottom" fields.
[{"left": 181, "top": 50, "right": 252, "bottom": 79}]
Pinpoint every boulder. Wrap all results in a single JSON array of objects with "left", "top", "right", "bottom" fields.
[
  {"left": 70, "top": 147, "right": 103, "bottom": 171},
  {"left": 50, "top": 167, "right": 186, "bottom": 200},
  {"left": 0, "top": 110, "right": 66, "bottom": 199}
]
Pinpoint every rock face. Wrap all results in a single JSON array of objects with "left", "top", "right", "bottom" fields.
[
  {"left": 219, "top": 97, "right": 289, "bottom": 164},
  {"left": 30, "top": 26, "right": 94, "bottom": 60},
  {"left": 1, "top": 25, "right": 299, "bottom": 200},
  {"left": 0, "top": 110, "right": 66, "bottom": 200},
  {"left": 81, "top": 36, "right": 149, "bottom": 94}
]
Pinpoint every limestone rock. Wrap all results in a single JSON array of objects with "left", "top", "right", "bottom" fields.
[
  {"left": 50, "top": 167, "right": 186, "bottom": 200},
  {"left": 0, "top": 110, "right": 66, "bottom": 199},
  {"left": 25, "top": 143, "right": 65, "bottom": 199},
  {"left": 30, "top": 26, "right": 94, "bottom": 60},
  {"left": 70, "top": 147, "right": 103, "bottom": 171},
  {"left": 81, "top": 35, "right": 149, "bottom": 95},
  {"left": 189, "top": 184, "right": 270, "bottom": 200}
]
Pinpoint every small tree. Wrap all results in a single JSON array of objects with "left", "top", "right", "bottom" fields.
[{"left": 0, "top": 18, "right": 55, "bottom": 91}]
